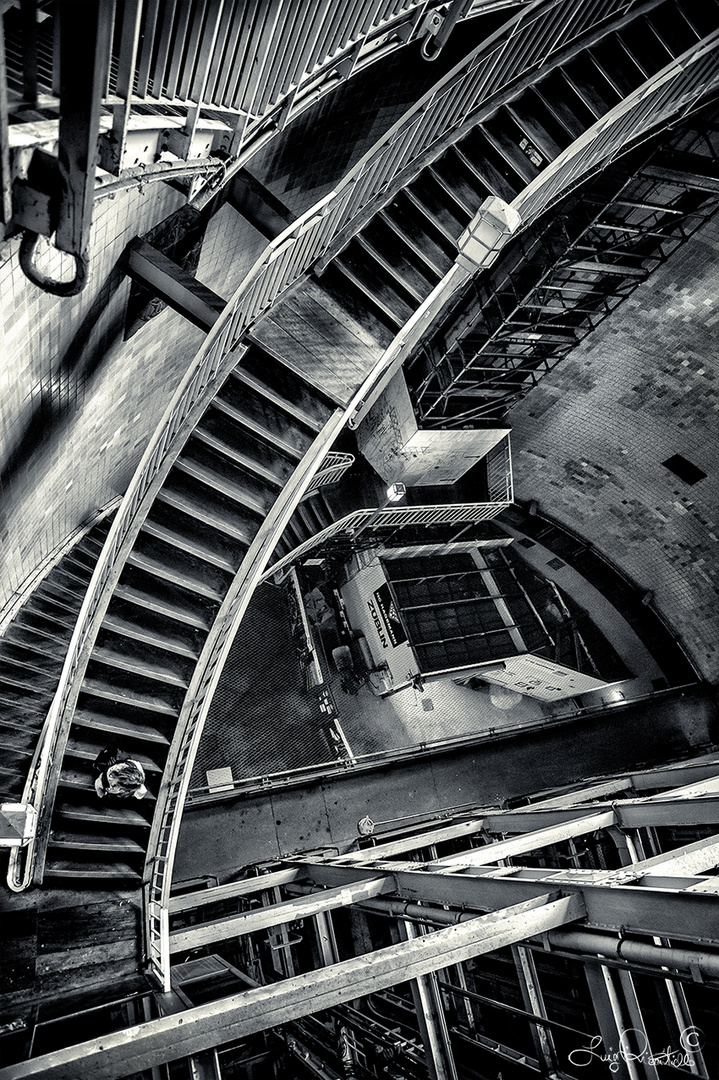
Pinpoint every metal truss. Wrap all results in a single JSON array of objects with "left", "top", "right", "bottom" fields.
[
  {"left": 11, "top": 757, "right": 719, "bottom": 1079},
  {"left": 407, "top": 113, "right": 719, "bottom": 428}
]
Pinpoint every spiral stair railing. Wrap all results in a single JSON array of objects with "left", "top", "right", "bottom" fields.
[
  {"left": 5, "top": 0, "right": 717, "bottom": 991},
  {"left": 2, "top": 0, "right": 523, "bottom": 257}
]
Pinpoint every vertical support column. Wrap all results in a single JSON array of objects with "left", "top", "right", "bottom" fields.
[
  {"left": 314, "top": 910, "right": 339, "bottom": 967},
  {"left": 584, "top": 964, "right": 637, "bottom": 1080},
  {"left": 101, "top": 0, "right": 142, "bottom": 174},
  {"left": 511, "top": 944, "right": 558, "bottom": 1074},
  {"left": 55, "top": 0, "right": 113, "bottom": 257},
  {"left": 399, "top": 920, "right": 459, "bottom": 1080},
  {"left": 610, "top": 829, "right": 709, "bottom": 1077}
]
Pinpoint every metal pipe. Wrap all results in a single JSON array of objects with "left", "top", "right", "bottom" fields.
[
  {"left": 547, "top": 929, "right": 719, "bottom": 979},
  {"left": 354, "top": 897, "right": 719, "bottom": 980}
]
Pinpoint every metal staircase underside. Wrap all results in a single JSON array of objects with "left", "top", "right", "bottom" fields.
[{"left": 3, "top": 0, "right": 718, "bottom": 891}]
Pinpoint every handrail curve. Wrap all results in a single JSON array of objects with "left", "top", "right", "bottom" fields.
[
  {"left": 9, "top": 0, "right": 712, "bottom": 893},
  {"left": 6, "top": 0, "right": 715, "bottom": 949}
]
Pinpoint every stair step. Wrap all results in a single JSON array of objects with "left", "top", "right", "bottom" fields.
[
  {"left": 35, "top": 579, "right": 84, "bottom": 610},
  {"left": 49, "top": 832, "right": 146, "bottom": 854},
  {"left": 102, "top": 613, "right": 199, "bottom": 661},
  {"left": 334, "top": 250, "right": 410, "bottom": 328},
  {"left": 174, "top": 457, "right": 271, "bottom": 520},
  {"left": 80, "top": 680, "right": 179, "bottom": 716},
  {"left": 73, "top": 709, "right": 170, "bottom": 745},
  {"left": 156, "top": 487, "right": 255, "bottom": 548},
  {"left": 2, "top": 624, "right": 67, "bottom": 658},
  {"left": 58, "top": 768, "right": 157, "bottom": 799},
  {"left": 0, "top": 729, "right": 36, "bottom": 754},
  {"left": 355, "top": 230, "right": 431, "bottom": 306},
  {"left": 0, "top": 654, "right": 59, "bottom": 685},
  {"left": 66, "top": 737, "right": 163, "bottom": 773},
  {"left": 56, "top": 801, "right": 151, "bottom": 827},
  {"left": 90, "top": 646, "right": 190, "bottom": 689},
  {"left": 229, "top": 366, "right": 323, "bottom": 433},
  {"left": 0, "top": 641, "right": 60, "bottom": 674},
  {"left": 403, "top": 182, "right": 465, "bottom": 246},
  {"left": 191, "top": 426, "right": 287, "bottom": 490},
  {"left": 24, "top": 597, "right": 77, "bottom": 629},
  {"left": 211, "top": 396, "right": 304, "bottom": 460},
  {"left": 142, "top": 514, "right": 237, "bottom": 574},
  {"left": 43, "top": 860, "right": 142, "bottom": 882},
  {"left": 114, "top": 581, "right": 211, "bottom": 630},
  {"left": 127, "top": 548, "right": 226, "bottom": 602}
]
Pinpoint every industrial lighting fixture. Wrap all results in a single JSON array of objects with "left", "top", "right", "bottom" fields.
[
  {"left": 385, "top": 482, "right": 406, "bottom": 503},
  {"left": 351, "top": 481, "right": 407, "bottom": 541},
  {"left": 456, "top": 196, "right": 522, "bottom": 273}
]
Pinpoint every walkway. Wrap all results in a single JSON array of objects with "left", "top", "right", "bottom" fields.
[{"left": 174, "top": 684, "right": 717, "bottom": 884}]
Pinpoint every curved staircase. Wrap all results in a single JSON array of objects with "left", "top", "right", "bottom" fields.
[
  {"left": 40, "top": 348, "right": 338, "bottom": 884},
  {"left": 11, "top": 0, "right": 717, "bottom": 889},
  {"left": 0, "top": 517, "right": 112, "bottom": 802}
]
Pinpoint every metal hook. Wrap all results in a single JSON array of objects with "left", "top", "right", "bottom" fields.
[{"left": 19, "top": 231, "right": 89, "bottom": 297}]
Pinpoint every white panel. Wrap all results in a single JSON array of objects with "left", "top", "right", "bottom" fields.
[{"left": 464, "top": 653, "right": 614, "bottom": 701}]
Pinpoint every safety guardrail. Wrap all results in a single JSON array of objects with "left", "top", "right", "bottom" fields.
[
  {"left": 8, "top": 0, "right": 717, "bottom": 992},
  {"left": 303, "top": 452, "right": 356, "bottom": 496},
  {"left": 263, "top": 499, "right": 512, "bottom": 584},
  {"left": 11, "top": 0, "right": 636, "bottom": 893}
]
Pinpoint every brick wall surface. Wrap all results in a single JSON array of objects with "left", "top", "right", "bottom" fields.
[{"left": 509, "top": 213, "right": 719, "bottom": 681}]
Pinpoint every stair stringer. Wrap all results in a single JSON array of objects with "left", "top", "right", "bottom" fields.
[{"left": 142, "top": 406, "right": 346, "bottom": 988}]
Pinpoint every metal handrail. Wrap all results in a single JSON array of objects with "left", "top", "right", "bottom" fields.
[
  {"left": 512, "top": 28, "right": 719, "bottom": 227},
  {"left": 10, "top": 0, "right": 640, "bottom": 892},
  {"left": 304, "top": 452, "right": 355, "bottom": 496},
  {"left": 9, "top": 0, "right": 716, "bottom": 984},
  {"left": 183, "top": 683, "right": 704, "bottom": 803},
  {"left": 139, "top": 33, "right": 719, "bottom": 986},
  {"left": 263, "top": 500, "right": 513, "bottom": 584}
]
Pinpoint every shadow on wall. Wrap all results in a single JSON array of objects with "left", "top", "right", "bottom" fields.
[{"left": 0, "top": 260, "right": 128, "bottom": 502}]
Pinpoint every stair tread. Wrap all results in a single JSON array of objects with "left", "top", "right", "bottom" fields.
[
  {"left": 43, "top": 860, "right": 142, "bottom": 881},
  {"left": 49, "top": 832, "right": 146, "bottom": 852},
  {"left": 174, "top": 458, "right": 271, "bottom": 519},
  {"left": 192, "top": 426, "right": 286, "bottom": 489},
  {"left": 102, "top": 612, "right": 199, "bottom": 660},
  {"left": 90, "top": 645, "right": 190, "bottom": 688},
  {"left": 80, "top": 680, "right": 179, "bottom": 716},
  {"left": 230, "top": 367, "right": 324, "bottom": 433},
  {"left": 156, "top": 488, "right": 255, "bottom": 548},
  {"left": 127, "top": 548, "right": 226, "bottom": 601},
  {"left": 113, "top": 582, "right": 211, "bottom": 630},
  {"left": 56, "top": 801, "right": 151, "bottom": 827},
  {"left": 211, "top": 396, "right": 304, "bottom": 460},
  {"left": 73, "top": 709, "right": 170, "bottom": 744},
  {"left": 65, "top": 737, "right": 164, "bottom": 772},
  {"left": 59, "top": 768, "right": 157, "bottom": 799}
]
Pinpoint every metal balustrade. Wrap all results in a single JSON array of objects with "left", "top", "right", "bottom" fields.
[
  {"left": 1, "top": 0, "right": 523, "bottom": 286},
  {"left": 7, "top": 0, "right": 717, "bottom": 993},
  {"left": 303, "top": 451, "right": 355, "bottom": 496},
  {"left": 264, "top": 499, "right": 513, "bottom": 585}
]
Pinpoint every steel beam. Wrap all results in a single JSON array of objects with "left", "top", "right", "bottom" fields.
[
  {"left": 0, "top": 895, "right": 584, "bottom": 1080},
  {"left": 432, "top": 810, "right": 615, "bottom": 866},
  {"left": 332, "top": 816, "right": 487, "bottom": 864},
  {"left": 481, "top": 797, "right": 719, "bottom": 832},
  {"left": 291, "top": 859, "right": 719, "bottom": 944},
  {"left": 168, "top": 868, "right": 302, "bottom": 913},
  {"left": 127, "top": 239, "right": 226, "bottom": 332},
  {"left": 169, "top": 875, "right": 391, "bottom": 953}
]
